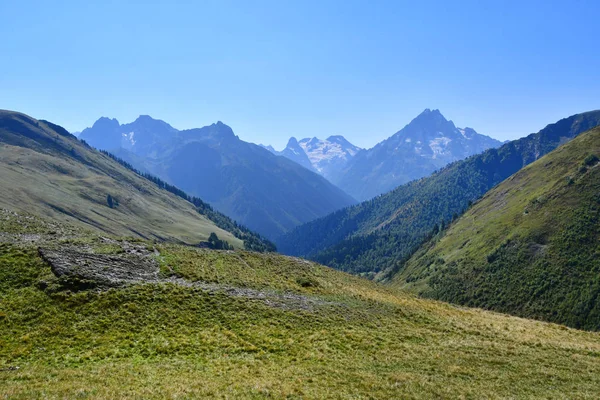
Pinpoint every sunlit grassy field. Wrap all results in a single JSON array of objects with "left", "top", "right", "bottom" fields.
[{"left": 1, "top": 213, "right": 600, "bottom": 399}]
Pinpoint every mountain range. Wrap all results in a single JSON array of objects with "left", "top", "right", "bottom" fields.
[
  {"left": 80, "top": 118, "right": 356, "bottom": 239},
  {"left": 277, "top": 110, "right": 600, "bottom": 278},
  {"left": 3, "top": 107, "right": 600, "bottom": 397},
  {"left": 78, "top": 110, "right": 504, "bottom": 241},
  {"left": 263, "top": 109, "right": 501, "bottom": 201}
]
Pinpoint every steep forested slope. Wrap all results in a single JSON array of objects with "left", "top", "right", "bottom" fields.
[{"left": 395, "top": 126, "right": 600, "bottom": 330}]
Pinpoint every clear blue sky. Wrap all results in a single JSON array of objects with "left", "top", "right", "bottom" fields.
[{"left": 1, "top": 0, "right": 599, "bottom": 149}]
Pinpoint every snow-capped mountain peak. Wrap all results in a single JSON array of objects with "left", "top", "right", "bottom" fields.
[
  {"left": 267, "top": 135, "right": 362, "bottom": 180},
  {"left": 383, "top": 109, "right": 501, "bottom": 162},
  {"left": 297, "top": 136, "right": 361, "bottom": 173},
  {"left": 334, "top": 109, "right": 504, "bottom": 201}
]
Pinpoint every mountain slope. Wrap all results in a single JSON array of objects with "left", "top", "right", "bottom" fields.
[
  {"left": 2, "top": 212, "right": 600, "bottom": 397},
  {"left": 394, "top": 125, "right": 600, "bottom": 330},
  {"left": 277, "top": 110, "right": 600, "bottom": 276},
  {"left": 336, "top": 109, "right": 502, "bottom": 200},
  {"left": 0, "top": 110, "right": 271, "bottom": 250},
  {"left": 80, "top": 118, "right": 356, "bottom": 239}
]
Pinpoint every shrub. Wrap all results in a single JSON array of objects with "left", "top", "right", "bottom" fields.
[{"left": 583, "top": 154, "right": 599, "bottom": 166}]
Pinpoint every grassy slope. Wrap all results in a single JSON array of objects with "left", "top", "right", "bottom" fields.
[
  {"left": 395, "top": 126, "right": 600, "bottom": 330},
  {"left": 0, "top": 110, "right": 242, "bottom": 248},
  {"left": 2, "top": 214, "right": 600, "bottom": 398}
]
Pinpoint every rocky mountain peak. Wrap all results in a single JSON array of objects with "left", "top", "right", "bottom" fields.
[
  {"left": 281, "top": 137, "right": 309, "bottom": 163},
  {"left": 259, "top": 144, "right": 276, "bottom": 153},
  {"left": 134, "top": 114, "right": 154, "bottom": 122},
  {"left": 326, "top": 135, "right": 349, "bottom": 143},
  {"left": 212, "top": 121, "right": 236, "bottom": 138},
  {"left": 126, "top": 115, "right": 177, "bottom": 134},
  {"left": 335, "top": 109, "right": 503, "bottom": 200},
  {"left": 401, "top": 109, "right": 456, "bottom": 137},
  {"left": 91, "top": 117, "right": 120, "bottom": 130}
]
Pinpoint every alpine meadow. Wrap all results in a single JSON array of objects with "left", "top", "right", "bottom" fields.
[{"left": 2, "top": 1, "right": 600, "bottom": 398}]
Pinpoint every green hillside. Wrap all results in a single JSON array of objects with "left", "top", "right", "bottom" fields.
[
  {"left": 2, "top": 212, "right": 600, "bottom": 398},
  {"left": 395, "top": 126, "right": 600, "bottom": 330},
  {"left": 277, "top": 110, "right": 600, "bottom": 277},
  {"left": 0, "top": 110, "right": 271, "bottom": 251}
]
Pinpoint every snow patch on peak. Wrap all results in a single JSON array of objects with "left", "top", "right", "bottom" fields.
[
  {"left": 429, "top": 137, "right": 452, "bottom": 158},
  {"left": 298, "top": 138, "right": 343, "bottom": 171},
  {"left": 295, "top": 136, "right": 360, "bottom": 173},
  {"left": 121, "top": 132, "right": 136, "bottom": 149},
  {"left": 346, "top": 147, "right": 359, "bottom": 157},
  {"left": 272, "top": 135, "right": 361, "bottom": 178}
]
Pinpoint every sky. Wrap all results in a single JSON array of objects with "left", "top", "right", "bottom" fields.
[{"left": 1, "top": 0, "right": 599, "bottom": 150}]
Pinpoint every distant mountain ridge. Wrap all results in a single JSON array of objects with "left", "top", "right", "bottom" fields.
[
  {"left": 80, "top": 117, "right": 356, "bottom": 239},
  {"left": 264, "top": 109, "right": 501, "bottom": 199},
  {"left": 335, "top": 109, "right": 503, "bottom": 200}
]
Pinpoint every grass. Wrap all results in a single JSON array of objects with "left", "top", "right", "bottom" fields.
[{"left": 2, "top": 214, "right": 600, "bottom": 398}]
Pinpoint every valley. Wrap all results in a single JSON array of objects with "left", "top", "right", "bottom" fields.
[
  {"left": 2, "top": 108, "right": 600, "bottom": 398},
  {"left": 80, "top": 117, "right": 355, "bottom": 240}
]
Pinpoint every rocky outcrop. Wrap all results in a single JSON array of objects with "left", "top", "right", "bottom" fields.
[
  {"left": 38, "top": 247, "right": 159, "bottom": 289},
  {"left": 37, "top": 241, "right": 333, "bottom": 311}
]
